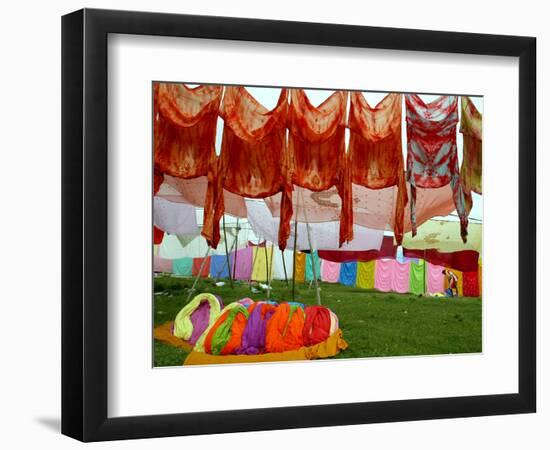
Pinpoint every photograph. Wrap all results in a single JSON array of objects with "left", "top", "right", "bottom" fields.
[
  {"left": 152, "top": 83, "right": 483, "bottom": 367},
  {"left": 0, "top": 1, "right": 542, "bottom": 446}
]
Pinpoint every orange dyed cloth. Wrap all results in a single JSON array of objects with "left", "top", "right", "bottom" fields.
[
  {"left": 265, "top": 303, "right": 305, "bottom": 353},
  {"left": 154, "top": 83, "right": 221, "bottom": 179},
  {"left": 202, "top": 87, "right": 292, "bottom": 249},
  {"left": 219, "top": 311, "right": 248, "bottom": 355},
  {"left": 154, "top": 83, "right": 221, "bottom": 225},
  {"left": 348, "top": 93, "right": 408, "bottom": 244},
  {"left": 459, "top": 96, "right": 482, "bottom": 216},
  {"left": 153, "top": 321, "right": 194, "bottom": 352},
  {"left": 287, "top": 90, "right": 352, "bottom": 246}
]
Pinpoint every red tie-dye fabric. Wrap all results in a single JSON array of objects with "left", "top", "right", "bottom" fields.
[
  {"left": 287, "top": 89, "right": 352, "bottom": 247},
  {"left": 348, "top": 92, "right": 408, "bottom": 244},
  {"left": 202, "top": 87, "right": 293, "bottom": 249},
  {"left": 405, "top": 95, "right": 468, "bottom": 242}
]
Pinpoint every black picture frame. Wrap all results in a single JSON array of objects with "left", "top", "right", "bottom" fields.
[{"left": 61, "top": 8, "right": 536, "bottom": 442}]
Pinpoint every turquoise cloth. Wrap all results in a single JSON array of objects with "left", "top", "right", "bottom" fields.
[
  {"left": 172, "top": 257, "right": 193, "bottom": 276},
  {"left": 305, "top": 251, "right": 321, "bottom": 281}
]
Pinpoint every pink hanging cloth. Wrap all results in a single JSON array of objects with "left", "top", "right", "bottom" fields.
[
  {"left": 153, "top": 256, "right": 172, "bottom": 273},
  {"left": 391, "top": 260, "right": 411, "bottom": 293},
  {"left": 374, "top": 259, "right": 411, "bottom": 293},
  {"left": 426, "top": 263, "right": 445, "bottom": 294},
  {"left": 405, "top": 95, "right": 468, "bottom": 242},
  {"left": 374, "top": 259, "right": 393, "bottom": 292},
  {"left": 231, "top": 247, "right": 254, "bottom": 280},
  {"left": 321, "top": 260, "right": 341, "bottom": 283}
]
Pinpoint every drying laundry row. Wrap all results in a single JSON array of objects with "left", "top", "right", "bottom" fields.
[
  {"left": 154, "top": 83, "right": 482, "bottom": 249},
  {"left": 154, "top": 247, "right": 482, "bottom": 297}
]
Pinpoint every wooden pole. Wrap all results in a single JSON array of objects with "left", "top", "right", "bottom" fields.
[
  {"left": 265, "top": 244, "right": 273, "bottom": 299},
  {"left": 232, "top": 217, "right": 240, "bottom": 281},
  {"left": 423, "top": 248, "right": 427, "bottom": 295},
  {"left": 305, "top": 222, "right": 321, "bottom": 305},
  {"left": 281, "top": 248, "right": 289, "bottom": 286},
  {"left": 222, "top": 215, "right": 234, "bottom": 289},
  {"left": 214, "top": 237, "right": 237, "bottom": 282},
  {"left": 186, "top": 246, "right": 210, "bottom": 303},
  {"left": 248, "top": 236, "right": 262, "bottom": 287},
  {"left": 291, "top": 191, "right": 299, "bottom": 302},
  {"left": 301, "top": 190, "right": 321, "bottom": 305},
  {"left": 267, "top": 242, "right": 275, "bottom": 295}
]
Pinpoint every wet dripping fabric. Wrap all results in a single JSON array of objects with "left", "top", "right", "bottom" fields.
[
  {"left": 405, "top": 95, "right": 469, "bottom": 241},
  {"left": 348, "top": 93, "right": 408, "bottom": 243},
  {"left": 459, "top": 96, "right": 483, "bottom": 216},
  {"left": 202, "top": 87, "right": 292, "bottom": 249},
  {"left": 287, "top": 89, "right": 352, "bottom": 246}
]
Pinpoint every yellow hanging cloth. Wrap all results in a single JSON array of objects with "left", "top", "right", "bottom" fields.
[
  {"left": 251, "top": 246, "right": 274, "bottom": 282},
  {"left": 294, "top": 251, "right": 306, "bottom": 282},
  {"left": 356, "top": 260, "right": 376, "bottom": 289}
]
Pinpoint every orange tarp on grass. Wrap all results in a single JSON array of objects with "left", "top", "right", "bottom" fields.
[
  {"left": 153, "top": 321, "right": 194, "bottom": 352},
  {"left": 183, "top": 329, "right": 348, "bottom": 366}
]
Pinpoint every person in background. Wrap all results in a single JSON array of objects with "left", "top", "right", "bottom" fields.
[{"left": 442, "top": 269, "right": 458, "bottom": 297}]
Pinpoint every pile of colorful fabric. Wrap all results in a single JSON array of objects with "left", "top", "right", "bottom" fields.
[
  {"left": 155, "top": 296, "right": 348, "bottom": 365},
  {"left": 152, "top": 293, "right": 224, "bottom": 351},
  {"left": 172, "top": 293, "right": 224, "bottom": 345}
]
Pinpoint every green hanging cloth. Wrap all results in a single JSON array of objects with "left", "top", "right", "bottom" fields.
[{"left": 409, "top": 259, "right": 426, "bottom": 295}]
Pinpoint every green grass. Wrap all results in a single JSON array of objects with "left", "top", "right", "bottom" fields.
[{"left": 153, "top": 276, "right": 481, "bottom": 367}]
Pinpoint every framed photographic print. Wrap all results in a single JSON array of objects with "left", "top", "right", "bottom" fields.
[{"left": 61, "top": 8, "right": 536, "bottom": 442}]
